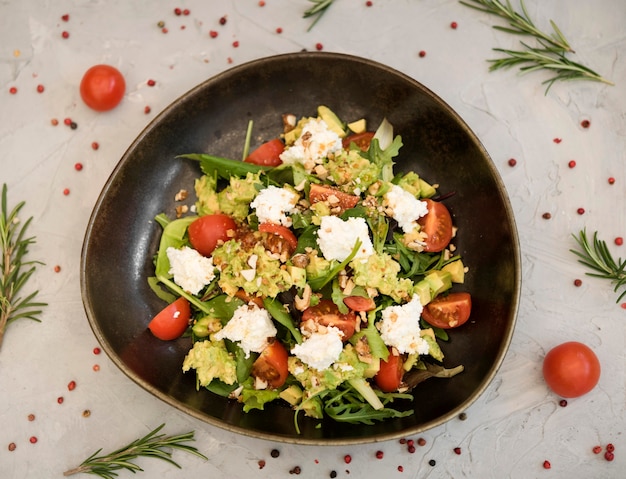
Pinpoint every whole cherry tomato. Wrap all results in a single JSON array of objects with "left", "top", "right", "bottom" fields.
[
  {"left": 542, "top": 341, "right": 601, "bottom": 398},
  {"left": 80, "top": 64, "right": 126, "bottom": 111}
]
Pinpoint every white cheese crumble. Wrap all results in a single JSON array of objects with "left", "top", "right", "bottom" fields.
[
  {"left": 280, "top": 118, "right": 343, "bottom": 166},
  {"left": 250, "top": 185, "right": 299, "bottom": 227},
  {"left": 383, "top": 184, "right": 429, "bottom": 233},
  {"left": 316, "top": 216, "right": 374, "bottom": 262},
  {"left": 291, "top": 326, "right": 344, "bottom": 371},
  {"left": 213, "top": 303, "right": 277, "bottom": 358},
  {"left": 379, "top": 294, "right": 429, "bottom": 355},
  {"left": 166, "top": 246, "right": 216, "bottom": 295}
]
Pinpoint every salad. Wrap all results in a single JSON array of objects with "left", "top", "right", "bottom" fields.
[{"left": 147, "top": 106, "right": 471, "bottom": 429}]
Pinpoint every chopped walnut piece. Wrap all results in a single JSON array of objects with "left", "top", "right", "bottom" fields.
[
  {"left": 174, "top": 189, "right": 188, "bottom": 201},
  {"left": 282, "top": 113, "right": 297, "bottom": 133},
  {"left": 175, "top": 205, "right": 188, "bottom": 218}
]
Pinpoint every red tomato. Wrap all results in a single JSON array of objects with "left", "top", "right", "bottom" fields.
[
  {"left": 375, "top": 347, "right": 404, "bottom": 392},
  {"left": 542, "top": 342, "right": 601, "bottom": 398},
  {"left": 251, "top": 338, "right": 289, "bottom": 389},
  {"left": 309, "top": 184, "right": 360, "bottom": 212},
  {"left": 79, "top": 65, "right": 126, "bottom": 111},
  {"left": 301, "top": 299, "right": 357, "bottom": 340},
  {"left": 148, "top": 297, "right": 191, "bottom": 340},
  {"left": 259, "top": 223, "right": 298, "bottom": 253},
  {"left": 417, "top": 199, "right": 453, "bottom": 253},
  {"left": 343, "top": 295, "right": 376, "bottom": 312},
  {"left": 245, "top": 138, "right": 284, "bottom": 166},
  {"left": 188, "top": 214, "right": 237, "bottom": 257},
  {"left": 421, "top": 292, "right": 472, "bottom": 329},
  {"left": 342, "top": 131, "right": 375, "bottom": 151}
]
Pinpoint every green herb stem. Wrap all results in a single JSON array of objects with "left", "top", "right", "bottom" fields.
[
  {"left": 0, "top": 184, "right": 46, "bottom": 350},
  {"left": 63, "top": 424, "right": 207, "bottom": 479},
  {"left": 570, "top": 229, "right": 626, "bottom": 303},
  {"left": 459, "top": 0, "right": 613, "bottom": 91}
]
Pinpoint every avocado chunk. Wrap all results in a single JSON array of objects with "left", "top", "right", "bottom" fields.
[
  {"left": 442, "top": 260, "right": 465, "bottom": 283},
  {"left": 347, "top": 118, "right": 366, "bottom": 134},
  {"left": 279, "top": 384, "right": 303, "bottom": 406},
  {"left": 317, "top": 105, "right": 346, "bottom": 138}
]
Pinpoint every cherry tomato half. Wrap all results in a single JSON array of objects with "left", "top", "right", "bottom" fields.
[
  {"left": 542, "top": 341, "right": 601, "bottom": 398},
  {"left": 259, "top": 223, "right": 298, "bottom": 253},
  {"left": 309, "top": 183, "right": 360, "bottom": 212},
  {"left": 251, "top": 338, "right": 289, "bottom": 389},
  {"left": 375, "top": 347, "right": 404, "bottom": 392},
  {"left": 79, "top": 64, "right": 126, "bottom": 111},
  {"left": 188, "top": 214, "right": 237, "bottom": 257},
  {"left": 343, "top": 295, "right": 376, "bottom": 312},
  {"left": 417, "top": 199, "right": 453, "bottom": 253},
  {"left": 421, "top": 292, "right": 472, "bottom": 329},
  {"left": 148, "top": 297, "right": 191, "bottom": 340},
  {"left": 245, "top": 138, "right": 284, "bottom": 166},
  {"left": 342, "top": 131, "right": 375, "bottom": 151},
  {"left": 301, "top": 299, "right": 357, "bottom": 340}
]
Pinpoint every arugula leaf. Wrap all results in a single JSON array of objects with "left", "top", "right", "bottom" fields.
[
  {"left": 180, "top": 153, "right": 269, "bottom": 180},
  {"left": 263, "top": 298, "right": 303, "bottom": 344},
  {"left": 308, "top": 239, "right": 362, "bottom": 291},
  {"left": 360, "top": 136, "right": 403, "bottom": 182}
]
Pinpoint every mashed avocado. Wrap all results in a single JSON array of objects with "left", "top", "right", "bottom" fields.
[
  {"left": 212, "top": 241, "right": 293, "bottom": 298},
  {"left": 352, "top": 252, "right": 414, "bottom": 302},
  {"left": 324, "top": 149, "right": 379, "bottom": 194},
  {"left": 288, "top": 344, "right": 367, "bottom": 397},
  {"left": 195, "top": 172, "right": 262, "bottom": 221},
  {"left": 182, "top": 339, "right": 237, "bottom": 387}
]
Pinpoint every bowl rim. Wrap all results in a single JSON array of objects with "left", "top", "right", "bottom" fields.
[{"left": 81, "top": 51, "right": 521, "bottom": 445}]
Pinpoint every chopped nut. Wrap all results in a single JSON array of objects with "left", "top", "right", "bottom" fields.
[
  {"left": 175, "top": 205, "right": 188, "bottom": 218},
  {"left": 282, "top": 113, "right": 297, "bottom": 133},
  {"left": 174, "top": 189, "right": 188, "bottom": 201}
]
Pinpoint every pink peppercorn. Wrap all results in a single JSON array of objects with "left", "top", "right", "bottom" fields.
[
  {"left": 606, "top": 444, "right": 615, "bottom": 453},
  {"left": 29, "top": 436, "right": 38, "bottom": 444},
  {"left": 451, "top": 21, "right": 458, "bottom": 29},
  {"left": 57, "top": 396, "right": 64, "bottom": 404},
  {"left": 418, "top": 50, "right": 426, "bottom": 57},
  {"left": 61, "top": 14, "right": 69, "bottom": 21},
  {"left": 615, "top": 237, "right": 623, "bottom": 246},
  {"left": 144, "top": 106, "right": 151, "bottom": 114},
  {"left": 605, "top": 451, "right": 614, "bottom": 461},
  {"left": 375, "top": 450, "right": 384, "bottom": 459},
  {"left": 543, "top": 460, "right": 551, "bottom": 469},
  {"left": 553, "top": 138, "right": 562, "bottom": 143},
  {"left": 74, "top": 163, "right": 83, "bottom": 171},
  {"left": 574, "top": 279, "right": 582, "bottom": 287},
  {"left": 454, "top": 447, "right": 461, "bottom": 455},
  {"left": 276, "top": 27, "right": 283, "bottom": 34},
  {"left": 508, "top": 158, "right": 517, "bottom": 167},
  {"left": 68, "top": 380, "right": 76, "bottom": 391},
  {"left": 593, "top": 446, "right": 602, "bottom": 454},
  {"left": 568, "top": 160, "right": 576, "bottom": 168},
  {"left": 93, "top": 347, "right": 101, "bottom": 355},
  {"left": 315, "top": 43, "right": 323, "bottom": 51},
  {"left": 344, "top": 455, "right": 351, "bottom": 464},
  {"left": 63, "top": 188, "right": 70, "bottom": 196},
  {"left": 581, "top": 119, "right": 590, "bottom": 128},
  {"left": 61, "top": 31, "right": 69, "bottom": 39},
  {"left": 174, "top": 7, "right": 182, "bottom": 15},
  {"left": 209, "top": 30, "right": 218, "bottom": 38},
  {"left": 608, "top": 177, "right": 616, "bottom": 184},
  {"left": 9, "top": 86, "right": 17, "bottom": 94},
  {"left": 147, "top": 79, "right": 156, "bottom": 86},
  {"left": 233, "top": 41, "right": 240, "bottom": 47},
  {"left": 577, "top": 207, "right": 585, "bottom": 215},
  {"left": 91, "top": 141, "right": 99, "bottom": 150},
  {"left": 37, "top": 84, "right": 44, "bottom": 93}
]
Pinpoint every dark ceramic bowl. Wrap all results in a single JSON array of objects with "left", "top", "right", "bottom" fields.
[{"left": 81, "top": 52, "right": 520, "bottom": 445}]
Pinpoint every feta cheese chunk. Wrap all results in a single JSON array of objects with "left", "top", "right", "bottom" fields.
[
  {"left": 383, "top": 184, "right": 429, "bottom": 233},
  {"left": 291, "top": 326, "right": 344, "bottom": 371},
  {"left": 280, "top": 118, "right": 343, "bottom": 166},
  {"left": 166, "top": 246, "right": 216, "bottom": 295},
  {"left": 250, "top": 185, "right": 299, "bottom": 227},
  {"left": 379, "top": 294, "right": 429, "bottom": 355},
  {"left": 213, "top": 303, "right": 277, "bottom": 358},
  {"left": 317, "top": 216, "right": 374, "bottom": 262}
]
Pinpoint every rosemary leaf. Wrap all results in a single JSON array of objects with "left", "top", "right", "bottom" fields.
[
  {"left": 0, "top": 183, "right": 46, "bottom": 350},
  {"left": 63, "top": 424, "right": 208, "bottom": 478},
  {"left": 570, "top": 229, "right": 626, "bottom": 303},
  {"left": 303, "top": 0, "right": 335, "bottom": 31},
  {"left": 459, "top": 0, "right": 614, "bottom": 91}
]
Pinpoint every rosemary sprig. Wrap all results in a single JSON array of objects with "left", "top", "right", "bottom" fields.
[
  {"left": 63, "top": 424, "right": 208, "bottom": 478},
  {"left": 570, "top": 229, "right": 626, "bottom": 303},
  {"left": 303, "top": 0, "right": 335, "bottom": 31},
  {"left": 459, "top": 0, "right": 613, "bottom": 91},
  {"left": 0, "top": 183, "right": 46, "bottom": 350}
]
